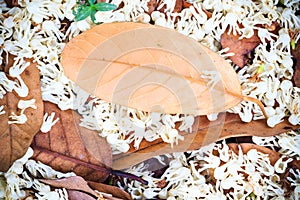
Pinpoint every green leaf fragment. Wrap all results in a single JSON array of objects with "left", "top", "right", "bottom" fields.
[
  {"left": 88, "top": 0, "right": 96, "bottom": 5},
  {"left": 291, "top": 39, "right": 296, "bottom": 50},
  {"left": 94, "top": 2, "right": 117, "bottom": 11},
  {"left": 257, "top": 63, "right": 265, "bottom": 74},
  {"left": 75, "top": 6, "right": 91, "bottom": 21},
  {"left": 73, "top": 1, "right": 117, "bottom": 23},
  {"left": 90, "top": 8, "right": 97, "bottom": 24}
]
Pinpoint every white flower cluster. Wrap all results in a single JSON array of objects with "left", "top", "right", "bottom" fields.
[
  {"left": 1, "top": 0, "right": 299, "bottom": 199},
  {"left": 124, "top": 141, "right": 299, "bottom": 199},
  {"left": 75, "top": 86, "right": 194, "bottom": 153},
  {"left": 0, "top": 0, "right": 195, "bottom": 153},
  {"left": 0, "top": 59, "right": 30, "bottom": 99},
  {"left": 253, "top": 130, "right": 300, "bottom": 159},
  {"left": 1, "top": 0, "right": 299, "bottom": 154},
  {"left": 0, "top": 148, "right": 75, "bottom": 200},
  {"left": 0, "top": 0, "right": 77, "bottom": 110}
]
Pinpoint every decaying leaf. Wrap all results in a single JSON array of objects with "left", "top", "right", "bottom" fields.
[
  {"left": 31, "top": 101, "right": 112, "bottom": 182},
  {"left": 220, "top": 28, "right": 261, "bottom": 67},
  {"left": 67, "top": 190, "right": 96, "bottom": 200},
  {"left": 227, "top": 143, "right": 281, "bottom": 165},
  {"left": 0, "top": 57, "right": 43, "bottom": 172},
  {"left": 39, "top": 176, "right": 99, "bottom": 198},
  {"left": 61, "top": 22, "right": 248, "bottom": 116},
  {"left": 88, "top": 181, "right": 132, "bottom": 200},
  {"left": 112, "top": 113, "right": 300, "bottom": 169},
  {"left": 39, "top": 176, "right": 131, "bottom": 200}
]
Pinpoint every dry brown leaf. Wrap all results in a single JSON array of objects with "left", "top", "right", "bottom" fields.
[
  {"left": 31, "top": 101, "right": 112, "bottom": 182},
  {"left": 0, "top": 57, "right": 43, "bottom": 172},
  {"left": 61, "top": 22, "right": 248, "bottom": 116},
  {"left": 112, "top": 113, "right": 299, "bottom": 169},
  {"left": 227, "top": 143, "right": 281, "bottom": 165},
  {"left": 67, "top": 190, "right": 96, "bottom": 200},
  {"left": 40, "top": 176, "right": 131, "bottom": 200},
  {"left": 88, "top": 181, "right": 132, "bottom": 200},
  {"left": 220, "top": 28, "right": 261, "bottom": 67},
  {"left": 40, "top": 176, "right": 98, "bottom": 197}
]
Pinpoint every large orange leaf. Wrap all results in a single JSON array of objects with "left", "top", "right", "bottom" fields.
[
  {"left": 0, "top": 57, "right": 43, "bottom": 172},
  {"left": 112, "top": 113, "right": 299, "bottom": 169},
  {"left": 61, "top": 22, "right": 254, "bottom": 116},
  {"left": 31, "top": 102, "right": 112, "bottom": 182}
]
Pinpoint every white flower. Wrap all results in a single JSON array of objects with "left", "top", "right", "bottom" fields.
[
  {"left": 288, "top": 113, "right": 300, "bottom": 125},
  {"left": 0, "top": 72, "right": 16, "bottom": 98},
  {"left": 18, "top": 99, "right": 37, "bottom": 110},
  {"left": 178, "top": 115, "right": 194, "bottom": 132},
  {"left": 25, "top": 0, "right": 62, "bottom": 24},
  {"left": 13, "top": 76, "right": 29, "bottom": 98},
  {"left": 267, "top": 107, "right": 285, "bottom": 127},
  {"left": 287, "top": 168, "right": 300, "bottom": 199},
  {"left": 158, "top": 126, "right": 183, "bottom": 147},
  {"left": 280, "top": 7, "right": 300, "bottom": 29},
  {"left": 40, "top": 112, "right": 60, "bottom": 133},
  {"left": 106, "top": 134, "right": 130, "bottom": 154},
  {"left": 8, "top": 112, "right": 28, "bottom": 124},
  {"left": 8, "top": 99, "right": 37, "bottom": 124},
  {"left": 75, "top": 20, "right": 92, "bottom": 32},
  {"left": 42, "top": 20, "right": 64, "bottom": 41},
  {"left": 3, "top": 16, "right": 15, "bottom": 29},
  {"left": 274, "top": 157, "right": 293, "bottom": 173}
]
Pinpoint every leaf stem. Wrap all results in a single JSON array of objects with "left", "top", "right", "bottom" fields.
[{"left": 110, "top": 169, "right": 148, "bottom": 185}]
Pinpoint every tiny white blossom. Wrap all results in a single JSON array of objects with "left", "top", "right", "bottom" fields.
[
  {"left": 8, "top": 112, "right": 28, "bottom": 124},
  {"left": 18, "top": 99, "right": 37, "bottom": 110},
  {"left": 40, "top": 112, "right": 59, "bottom": 133}
]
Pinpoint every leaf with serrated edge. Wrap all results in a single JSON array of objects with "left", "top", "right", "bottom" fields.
[
  {"left": 0, "top": 56, "right": 43, "bottom": 172},
  {"left": 31, "top": 101, "right": 112, "bottom": 182}
]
